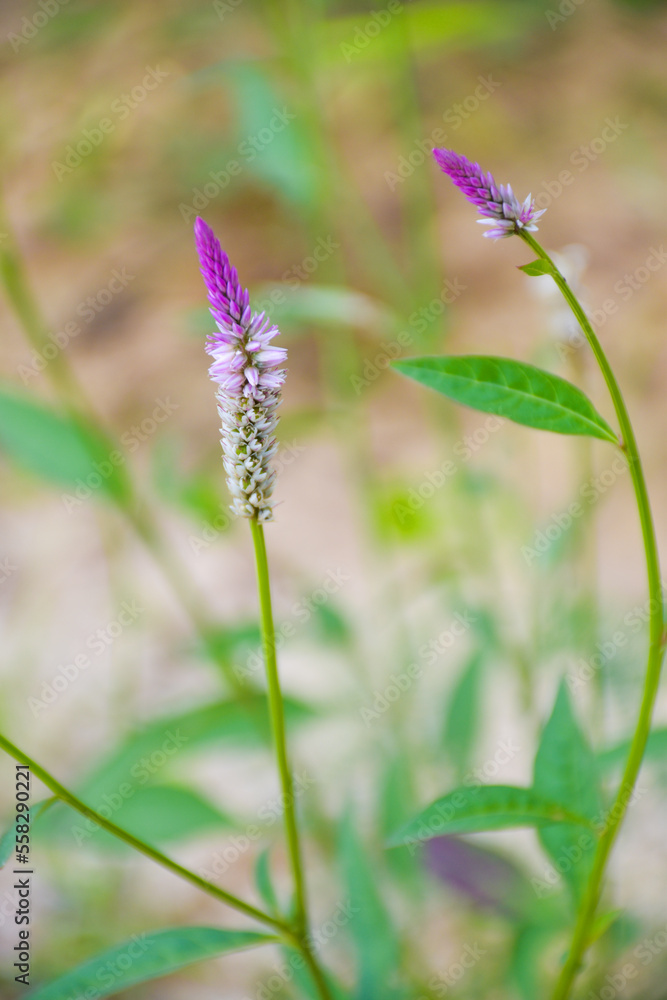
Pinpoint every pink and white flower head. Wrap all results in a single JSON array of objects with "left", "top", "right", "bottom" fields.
[
  {"left": 194, "top": 217, "right": 287, "bottom": 521},
  {"left": 432, "top": 148, "right": 546, "bottom": 240}
]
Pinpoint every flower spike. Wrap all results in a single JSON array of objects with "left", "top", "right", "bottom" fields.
[
  {"left": 432, "top": 148, "right": 546, "bottom": 239},
  {"left": 194, "top": 217, "right": 287, "bottom": 521}
]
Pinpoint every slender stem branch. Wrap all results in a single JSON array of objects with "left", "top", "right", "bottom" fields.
[
  {"left": 249, "top": 518, "right": 308, "bottom": 933},
  {"left": 0, "top": 732, "right": 290, "bottom": 934},
  {"left": 520, "top": 232, "right": 666, "bottom": 1000}
]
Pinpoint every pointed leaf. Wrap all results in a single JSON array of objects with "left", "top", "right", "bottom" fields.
[
  {"left": 339, "top": 812, "right": 402, "bottom": 1000},
  {"left": 393, "top": 356, "right": 618, "bottom": 443},
  {"left": 442, "top": 651, "right": 484, "bottom": 778},
  {"left": 0, "top": 386, "right": 130, "bottom": 499},
  {"left": 518, "top": 259, "right": 556, "bottom": 277},
  {"left": 27, "top": 927, "right": 276, "bottom": 1000},
  {"left": 254, "top": 847, "right": 280, "bottom": 915},
  {"left": 388, "top": 785, "right": 593, "bottom": 848},
  {"left": 533, "top": 682, "right": 603, "bottom": 902},
  {"left": 38, "top": 785, "right": 234, "bottom": 852},
  {"left": 598, "top": 727, "right": 667, "bottom": 771},
  {"left": 72, "top": 695, "right": 314, "bottom": 805}
]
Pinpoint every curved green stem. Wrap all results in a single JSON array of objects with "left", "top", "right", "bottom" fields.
[
  {"left": 520, "top": 232, "right": 666, "bottom": 999},
  {"left": 0, "top": 732, "right": 288, "bottom": 935}
]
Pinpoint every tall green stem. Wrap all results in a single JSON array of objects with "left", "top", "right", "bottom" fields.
[
  {"left": 521, "top": 232, "right": 666, "bottom": 999},
  {"left": 249, "top": 519, "right": 335, "bottom": 1000},
  {"left": 250, "top": 519, "right": 307, "bottom": 930}
]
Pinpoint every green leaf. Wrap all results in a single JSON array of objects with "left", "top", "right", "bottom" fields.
[
  {"left": 0, "top": 386, "right": 130, "bottom": 498},
  {"left": 442, "top": 651, "right": 484, "bottom": 779},
  {"left": 254, "top": 284, "right": 394, "bottom": 331},
  {"left": 38, "top": 785, "right": 234, "bottom": 852},
  {"left": 319, "top": 2, "right": 532, "bottom": 63},
  {"left": 27, "top": 926, "right": 276, "bottom": 1000},
  {"left": 227, "top": 63, "right": 317, "bottom": 208},
  {"left": 392, "top": 356, "right": 618, "bottom": 443},
  {"left": 598, "top": 727, "right": 667, "bottom": 771},
  {"left": 71, "top": 695, "right": 314, "bottom": 806},
  {"left": 518, "top": 259, "right": 556, "bottom": 277},
  {"left": 388, "top": 785, "right": 593, "bottom": 847},
  {"left": 533, "top": 681, "right": 603, "bottom": 903},
  {"left": 587, "top": 909, "right": 623, "bottom": 947},
  {"left": 254, "top": 847, "right": 280, "bottom": 916},
  {"left": 0, "top": 798, "right": 54, "bottom": 868},
  {"left": 510, "top": 925, "right": 554, "bottom": 1000},
  {"left": 339, "top": 811, "right": 403, "bottom": 1000}
]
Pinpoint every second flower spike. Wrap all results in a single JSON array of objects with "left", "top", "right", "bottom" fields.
[{"left": 432, "top": 148, "right": 546, "bottom": 239}]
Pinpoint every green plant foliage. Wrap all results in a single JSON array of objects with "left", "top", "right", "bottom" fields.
[
  {"left": 37, "top": 785, "right": 234, "bottom": 852},
  {"left": 227, "top": 62, "right": 317, "bottom": 208},
  {"left": 339, "top": 812, "right": 405, "bottom": 1000},
  {"left": 254, "top": 847, "right": 280, "bottom": 916},
  {"left": 533, "top": 682, "right": 604, "bottom": 903},
  {"left": 442, "top": 650, "right": 485, "bottom": 778},
  {"left": 27, "top": 927, "right": 277, "bottom": 1000},
  {"left": 393, "top": 356, "right": 619, "bottom": 442},
  {"left": 0, "top": 387, "right": 130, "bottom": 499},
  {"left": 389, "top": 785, "right": 593, "bottom": 846},
  {"left": 69, "top": 695, "right": 315, "bottom": 806}
]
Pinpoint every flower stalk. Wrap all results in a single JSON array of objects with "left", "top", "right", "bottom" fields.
[
  {"left": 433, "top": 149, "right": 666, "bottom": 999},
  {"left": 195, "top": 220, "right": 334, "bottom": 1000},
  {"left": 519, "top": 230, "right": 666, "bottom": 1000}
]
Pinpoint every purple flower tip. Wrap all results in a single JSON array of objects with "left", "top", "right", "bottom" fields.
[
  {"left": 432, "top": 148, "right": 546, "bottom": 240},
  {"left": 194, "top": 218, "right": 286, "bottom": 521}
]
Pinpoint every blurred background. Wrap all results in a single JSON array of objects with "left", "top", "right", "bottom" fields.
[{"left": 1, "top": 0, "right": 667, "bottom": 996}]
